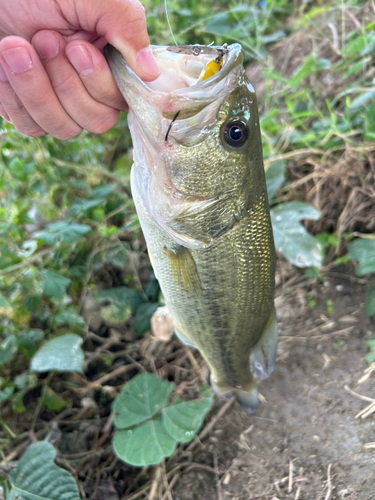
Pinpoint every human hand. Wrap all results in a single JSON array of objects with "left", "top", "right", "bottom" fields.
[{"left": 0, "top": 0, "right": 160, "bottom": 139}]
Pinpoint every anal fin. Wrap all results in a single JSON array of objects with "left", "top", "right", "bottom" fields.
[{"left": 250, "top": 308, "right": 278, "bottom": 380}]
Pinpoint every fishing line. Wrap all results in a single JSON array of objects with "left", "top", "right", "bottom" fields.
[{"left": 165, "top": 0, "right": 178, "bottom": 46}]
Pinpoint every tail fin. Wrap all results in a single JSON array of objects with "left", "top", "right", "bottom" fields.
[
  {"left": 211, "top": 377, "right": 259, "bottom": 413},
  {"left": 232, "top": 386, "right": 259, "bottom": 413}
]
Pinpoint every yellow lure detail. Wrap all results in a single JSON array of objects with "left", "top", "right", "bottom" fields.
[{"left": 199, "top": 58, "right": 222, "bottom": 81}]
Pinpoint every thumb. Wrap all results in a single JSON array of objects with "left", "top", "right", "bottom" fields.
[{"left": 77, "top": 0, "right": 160, "bottom": 81}]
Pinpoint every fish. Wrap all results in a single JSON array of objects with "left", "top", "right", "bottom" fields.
[{"left": 105, "top": 43, "right": 277, "bottom": 412}]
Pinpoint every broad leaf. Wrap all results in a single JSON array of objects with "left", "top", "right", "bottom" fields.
[
  {"left": 7, "top": 441, "right": 80, "bottom": 500},
  {"left": 366, "top": 281, "right": 375, "bottom": 317},
  {"left": 40, "top": 271, "right": 71, "bottom": 300},
  {"left": 96, "top": 286, "right": 143, "bottom": 325},
  {"left": 35, "top": 221, "right": 91, "bottom": 244},
  {"left": 265, "top": 160, "right": 285, "bottom": 201},
  {"left": 0, "top": 293, "right": 12, "bottom": 318},
  {"left": 113, "top": 372, "right": 174, "bottom": 429},
  {"left": 31, "top": 334, "right": 84, "bottom": 373},
  {"left": 134, "top": 302, "right": 161, "bottom": 336},
  {"left": 42, "top": 386, "right": 68, "bottom": 412},
  {"left": 92, "top": 242, "right": 128, "bottom": 271},
  {"left": 67, "top": 183, "right": 115, "bottom": 217},
  {"left": 16, "top": 329, "right": 44, "bottom": 358},
  {"left": 348, "top": 239, "right": 375, "bottom": 276},
  {"left": 271, "top": 202, "right": 323, "bottom": 268},
  {"left": 162, "top": 387, "right": 213, "bottom": 443},
  {"left": 0, "top": 335, "right": 17, "bottom": 366},
  {"left": 0, "top": 385, "right": 14, "bottom": 404},
  {"left": 54, "top": 309, "right": 86, "bottom": 327},
  {"left": 113, "top": 418, "right": 177, "bottom": 467}
]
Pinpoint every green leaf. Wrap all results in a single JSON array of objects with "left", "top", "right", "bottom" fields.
[
  {"left": 54, "top": 309, "right": 86, "bottom": 327},
  {"left": 0, "top": 293, "right": 12, "bottom": 318},
  {"left": 271, "top": 202, "right": 323, "bottom": 268},
  {"left": 0, "top": 335, "right": 17, "bottom": 366},
  {"left": 349, "top": 90, "right": 375, "bottom": 112},
  {"left": 289, "top": 53, "right": 316, "bottom": 88},
  {"left": 16, "top": 329, "right": 44, "bottom": 358},
  {"left": 31, "top": 334, "right": 84, "bottom": 373},
  {"left": 365, "top": 101, "right": 375, "bottom": 141},
  {"left": 348, "top": 239, "right": 375, "bottom": 276},
  {"left": 96, "top": 286, "right": 143, "bottom": 325},
  {"left": 41, "top": 271, "right": 71, "bottom": 300},
  {"left": 364, "top": 339, "right": 375, "bottom": 351},
  {"left": 134, "top": 302, "right": 160, "bottom": 336},
  {"left": 92, "top": 242, "right": 128, "bottom": 271},
  {"left": 67, "top": 183, "right": 115, "bottom": 217},
  {"left": 42, "top": 386, "right": 68, "bottom": 412},
  {"left": 342, "top": 34, "right": 367, "bottom": 55},
  {"left": 365, "top": 351, "right": 375, "bottom": 364},
  {"left": 35, "top": 221, "right": 91, "bottom": 244},
  {"left": 113, "top": 372, "right": 174, "bottom": 429},
  {"left": 162, "top": 387, "right": 213, "bottom": 443},
  {"left": 113, "top": 418, "right": 177, "bottom": 467},
  {"left": 7, "top": 441, "right": 80, "bottom": 500},
  {"left": 265, "top": 160, "right": 285, "bottom": 200},
  {"left": 365, "top": 281, "right": 375, "bottom": 317},
  {"left": 0, "top": 385, "right": 14, "bottom": 404}
]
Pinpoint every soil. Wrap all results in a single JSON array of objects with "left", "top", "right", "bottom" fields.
[{"left": 172, "top": 271, "right": 375, "bottom": 500}]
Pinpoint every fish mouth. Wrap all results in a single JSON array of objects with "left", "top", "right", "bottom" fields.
[{"left": 104, "top": 43, "right": 243, "bottom": 121}]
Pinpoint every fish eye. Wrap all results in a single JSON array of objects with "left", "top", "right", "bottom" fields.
[{"left": 223, "top": 121, "right": 248, "bottom": 147}]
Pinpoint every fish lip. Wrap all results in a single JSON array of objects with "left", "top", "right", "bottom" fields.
[{"left": 104, "top": 43, "right": 243, "bottom": 103}]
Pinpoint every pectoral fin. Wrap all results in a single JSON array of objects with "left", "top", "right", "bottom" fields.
[
  {"left": 163, "top": 245, "right": 201, "bottom": 292},
  {"left": 250, "top": 308, "right": 278, "bottom": 380}
]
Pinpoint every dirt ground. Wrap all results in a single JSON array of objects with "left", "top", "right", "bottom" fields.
[{"left": 172, "top": 271, "right": 375, "bottom": 500}]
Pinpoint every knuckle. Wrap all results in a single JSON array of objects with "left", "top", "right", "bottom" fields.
[
  {"left": 17, "top": 125, "right": 45, "bottom": 137},
  {"left": 87, "top": 111, "right": 119, "bottom": 134},
  {"left": 0, "top": 103, "right": 10, "bottom": 121},
  {"left": 52, "top": 71, "right": 77, "bottom": 95},
  {"left": 56, "top": 124, "right": 82, "bottom": 141},
  {"left": 0, "top": 86, "right": 23, "bottom": 112}
]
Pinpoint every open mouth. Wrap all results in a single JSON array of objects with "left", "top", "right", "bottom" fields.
[{"left": 145, "top": 44, "right": 230, "bottom": 93}]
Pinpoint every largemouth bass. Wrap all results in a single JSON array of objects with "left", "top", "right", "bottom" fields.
[{"left": 105, "top": 43, "right": 277, "bottom": 412}]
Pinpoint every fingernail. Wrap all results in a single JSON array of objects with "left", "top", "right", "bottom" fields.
[
  {"left": 33, "top": 32, "right": 60, "bottom": 60},
  {"left": 136, "top": 46, "right": 160, "bottom": 79},
  {"left": 2, "top": 47, "right": 32, "bottom": 74},
  {"left": 0, "top": 62, "right": 8, "bottom": 82},
  {"left": 66, "top": 44, "right": 93, "bottom": 76}
]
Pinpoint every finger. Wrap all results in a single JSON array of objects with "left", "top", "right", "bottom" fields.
[
  {"left": 0, "top": 36, "right": 82, "bottom": 139},
  {"left": 74, "top": 0, "right": 160, "bottom": 81},
  {"left": 0, "top": 102, "right": 10, "bottom": 122},
  {"left": 0, "top": 61, "right": 47, "bottom": 136},
  {"left": 65, "top": 39, "right": 128, "bottom": 112},
  {"left": 32, "top": 31, "right": 120, "bottom": 134}
]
